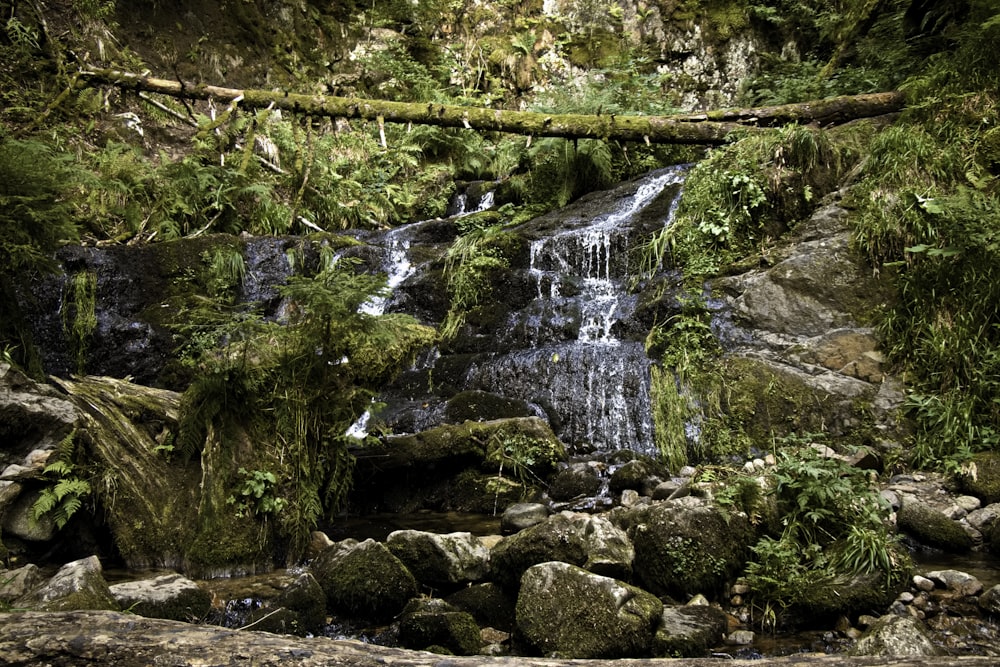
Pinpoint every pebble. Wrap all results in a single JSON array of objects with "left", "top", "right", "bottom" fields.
[
  {"left": 913, "top": 575, "right": 936, "bottom": 592},
  {"left": 725, "top": 630, "right": 754, "bottom": 645},
  {"left": 897, "top": 591, "right": 915, "bottom": 604}
]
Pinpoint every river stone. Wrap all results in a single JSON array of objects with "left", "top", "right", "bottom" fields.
[
  {"left": 386, "top": 530, "right": 490, "bottom": 588},
  {"left": 500, "top": 502, "right": 549, "bottom": 534},
  {"left": 310, "top": 538, "right": 418, "bottom": 622},
  {"left": 268, "top": 572, "right": 327, "bottom": 634},
  {"left": 489, "top": 511, "right": 634, "bottom": 589},
  {"left": 925, "top": 569, "right": 983, "bottom": 597},
  {"left": 15, "top": 555, "right": 119, "bottom": 612},
  {"left": 609, "top": 459, "right": 652, "bottom": 493},
  {"left": 0, "top": 564, "right": 45, "bottom": 603},
  {"left": 547, "top": 464, "right": 602, "bottom": 501},
  {"left": 109, "top": 573, "right": 211, "bottom": 621},
  {"left": 652, "top": 605, "right": 729, "bottom": 658},
  {"left": 398, "top": 598, "right": 482, "bottom": 655},
  {"left": 515, "top": 561, "right": 663, "bottom": 659},
  {"left": 897, "top": 497, "right": 974, "bottom": 552},
  {"left": 623, "top": 497, "right": 751, "bottom": 598},
  {"left": 849, "top": 614, "right": 942, "bottom": 657},
  {"left": 445, "top": 582, "right": 516, "bottom": 631},
  {"left": 979, "top": 584, "right": 1000, "bottom": 614}
]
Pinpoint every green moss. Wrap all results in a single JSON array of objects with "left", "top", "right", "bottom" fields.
[{"left": 62, "top": 270, "right": 97, "bottom": 374}]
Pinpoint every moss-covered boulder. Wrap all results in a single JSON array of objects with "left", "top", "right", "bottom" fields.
[
  {"left": 957, "top": 451, "right": 1000, "bottom": 505},
  {"left": 398, "top": 598, "right": 482, "bottom": 655},
  {"left": 15, "top": 555, "right": 119, "bottom": 612},
  {"left": 849, "top": 614, "right": 941, "bottom": 657},
  {"left": 109, "top": 573, "right": 211, "bottom": 622},
  {"left": 609, "top": 458, "right": 656, "bottom": 493},
  {"left": 445, "top": 390, "right": 535, "bottom": 422},
  {"left": 516, "top": 561, "right": 663, "bottom": 658},
  {"left": 622, "top": 497, "right": 752, "bottom": 599},
  {"left": 310, "top": 538, "right": 418, "bottom": 622},
  {"left": 490, "top": 511, "right": 634, "bottom": 590},
  {"left": 652, "top": 605, "right": 729, "bottom": 658},
  {"left": 897, "top": 497, "right": 974, "bottom": 553},
  {"left": 547, "top": 463, "right": 602, "bottom": 501},
  {"left": 785, "top": 570, "right": 908, "bottom": 626},
  {"left": 445, "top": 582, "right": 516, "bottom": 632},
  {"left": 386, "top": 530, "right": 490, "bottom": 589}
]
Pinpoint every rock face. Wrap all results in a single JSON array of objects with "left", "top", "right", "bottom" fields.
[
  {"left": 490, "top": 511, "right": 634, "bottom": 589},
  {"left": 515, "top": 561, "right": 663, "bottom": 658},
  {"left": 310, "top": 539, "right": 418, "bottom": 622},
  {"left": 386, "top": 530, "right": 490, "bottom": 589}
]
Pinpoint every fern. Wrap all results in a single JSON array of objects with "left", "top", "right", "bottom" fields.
[{"left": 31, "top": 429, "right": 92, "bottom": 530}]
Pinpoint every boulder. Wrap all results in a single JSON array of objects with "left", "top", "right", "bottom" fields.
[
  {"left": 445, "top": 391, "right": 535, "bottom": 422},
  {"left": 109, "top": 573, "right": 211, "bottom": 621},
  {"left": 310, "top": 538, "right": 418, "bottom": 622},
  {"left": 609, "top": 459, "right": 653, "bottom": 493},
  {"left": 979, "top": 584, "right": 1000, "bottom": 614},
  {"left": 652, "top": 605, "right": 729, "bottom": 658},
  {"left": 515, "top": 561, "right": 663, "bottom": 658},
  {"left": 14, "top": 555, "right": 119, "bottom": 612},
  {"left": 386, "top": 530, "right": 490, "bottom": 588},
  {"left": 398, "top": 598, "right": 482, "bottom": 655},
  {"left": 0, "top": 563, "right": 46, "bottom": 603},
  {"left": 849, "top": 614, "right": 941, "bottom": 657},
  {"left": 500, "top": 503, "right": 550, "bottom": 534},
  {"left": 925, "top": 569, "right": 983, "bottom": 597},
  {"left": 623, "top": 497, "right": 751, "bottom": 598},
  {"left": 957, "top": 451, "right": 1000, "bottom": 504},
  {"left": 547, "top": 464, "right": 602, "bottom": 501},
  {"left": 261, "top": 572, "right": 327, "bottom": 634},
  {"left": 897, "top": 497, "right": 974, "bottom": 552},
  {"left": 489, "top": 511, "right": 634, "bottom": 589}
]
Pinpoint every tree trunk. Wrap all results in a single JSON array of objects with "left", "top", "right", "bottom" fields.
[
  {"left": 0, "top": 610, "right": 995, "bottom": 667},
  {"left": 77, "top": 68, "right": 905, "bottom": 145}
]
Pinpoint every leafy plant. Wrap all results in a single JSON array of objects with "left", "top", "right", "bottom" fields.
[
  {"left": 31, "top": 429, "right": 92, "bottom": 530},
  {"left": 228, "top": 468, "right": 288, "bottom": 517}
]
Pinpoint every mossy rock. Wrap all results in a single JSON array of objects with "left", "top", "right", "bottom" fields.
[
  {"left": 445, "top": 582, "right": 516, "bottom": 632},
  {"left": 548, "top": 464, "right": 602, "bottom": 501},
  {"left": 609, "top": 459, "right": 654, "bottom": 493},
  {"left": 310, "top": 539, "right": 418, "bottom": 623},
  {"left": 625, "top": 497, "right": 752, "bottom": 599},
  {"left": 109, "top": 573, "right": 211, "bottom": 622},
  {"left": 653, "top": 605, "right": 729, "bottom": 658},
  {"left": 516, "top": 561, "right": 663, "bottom": 659},
  {"left": 957, "top": 451, "right": 1000, "bottom": 505},
  {"left": 445, "top": 390, "right": 535, "bottom": 423},
  {"left": 15, "top": 556, "right": 119, "bottom": 612},
  {"left": 398, "top": 598, "right": 482, "bottom": 656},
  {"left": 785, "top": 568, "right": 909, "bottom": 627},
  {"left": 897, "top": 498, "right": 973, "bottom": 553}
]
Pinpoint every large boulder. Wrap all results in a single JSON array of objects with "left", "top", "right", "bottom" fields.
[
  {"left": 652, "top": 604, "right": 729, "bottom": 658},
  {"left": 310, "top": 538, "right": 418, "bottom": 622},
  {"left": 515, "top": 561, "right": 663, "bottom": 658},
  {"left": 849, "top": 614, "right": 941, "bottom": 657},
  {"left": 386, "top": 530, "right": 490, "bottom": 589},
  {"left": 445, "top": 582, "right": 516, "bottom": 631},
  {"left": 489, "top": 511, "right": 634, "bottom": 589},
  {"left": 243, "top": 572, "right": 328, "bottom": 635},
  {"left": 622, "top": 497, "right": 752, "bottom": 599},
  {"left": 109, "top": 573, "right": 211, "bottom": 621},
  {"left": 15, "top": 555, "right": 119, "bottom": 612}
]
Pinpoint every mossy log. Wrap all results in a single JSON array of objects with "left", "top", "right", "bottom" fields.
[
  {"left": 78, "top": 67, "right": 905, "bottom": 145},
  {"left": 1, "top": 610, "right": 997, "bottom": 667}
]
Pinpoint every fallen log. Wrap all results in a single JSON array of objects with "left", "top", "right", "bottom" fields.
[
  {"left": 0, "top": 610, "right": 995, "bottom": 667},
  {"left": 77, "top": 67, "right": 905, "bottom": 145}
]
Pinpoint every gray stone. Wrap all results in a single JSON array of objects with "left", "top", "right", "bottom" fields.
[
  {"left": 499, "top": 503, "right": 549, "bottom": 534},
  {"left": 849, "top": 614, "right": 941, "bottom": 657},
  {"left": 966, "top": 503, "right": 1000, "bottom": 532},
  {"left": 15, "top": 555, "right": 119, "bottom": 612},
  {"left": 398, "top": 598, "right": 482, "bottom": 655},
  {"left": 912, "top": 575, "right": 935, "bottom": 592},
  {"left": 110, "top": 573, "right": 212, "bottom": 621},
  {"left": 2, "top": 488, "right": 56, "bottom": 541},
  {"left": 979, "top": 584, "right": 1000, "bottom": 614},
  {"left": 0, "top": 564, "right": 45, "bottom": 603},
  {"left": 387, "top": 530, "right": 490, "bottom": 587},
  {"left": 516, "top": 561, "right": 662, "bottom": 658},
  {"left": 925, "top": 569, "right": 983, "bottom": 597}
]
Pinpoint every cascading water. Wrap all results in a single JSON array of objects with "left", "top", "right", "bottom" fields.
[{"left": 375, "top": 167, "right": 688, "bottom": 456}]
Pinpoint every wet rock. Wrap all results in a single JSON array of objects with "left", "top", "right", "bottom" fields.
[
  {"left": 500, "top": 503, "right": 549, "bottom": 534},
  {"left": 446, "top": 582, "right": 516, "bottom": 631},
  {"left": 898, "top": 497, "right": 974, "bottom": 552},
  {"left": 489, "top": 511, "right": 634, "bottom": 589},
  {"left": 310, "top": 538, "right": 418, "bottom": 622},
  {"left": 622, "top": 497, "right": 751, "bottom": 599},
  {"left": 651, "top": 478, "right": 690, "bottom": 501},
  {"left": 109, "top": 573, "right": 211, "bottom": 621},
  {"left": 609, "top": 459, "right": 652, "bottom": 493},
  {"left": 849, "top": 614, "right": 941, "bottom": 657},
  {"left": 386, "top": 530, "right": 490, "bottom": 588},
  {"left": 978, "top": 584, "right": 1000, "bottom": 614},
  {"left": 652, "top": 605, "right": 729, "bottom": 658},
  {"left": 515, "top": 561, "right": 662, "bottom": 658},
  {"left": 268, "top": 572, "right": 327, "bottom": 634},
  {"left": 15, "top": 555, "right": 119, "bottom": 612},
  {"left": 398, "top": 598, "right": 482, "bottom": 655},
  {"left": 445, "top": 391, "right": 535, "bottom": 422}
]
